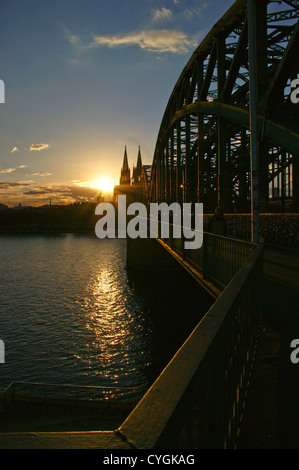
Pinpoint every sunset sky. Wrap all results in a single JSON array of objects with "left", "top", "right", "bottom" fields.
[{"left": 0, "top": 0, "right": 234, "bottom": 206}]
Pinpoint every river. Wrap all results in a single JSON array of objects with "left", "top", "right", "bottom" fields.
[{"left": 0, "top": 234, "right": 211, "bottom": 396}]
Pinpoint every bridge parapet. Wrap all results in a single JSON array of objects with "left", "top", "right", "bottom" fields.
[{"left": 120, "top": 243, "right": 264, "bottom": 449}]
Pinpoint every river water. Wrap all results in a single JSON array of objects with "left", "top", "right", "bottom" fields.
[{"left": 0, "top": 234, "right": 211, "bottom": 395}]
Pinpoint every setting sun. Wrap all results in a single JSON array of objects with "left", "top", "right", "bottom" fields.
[{"left": 94, "top": 177, "right": 115, "bottom": 193}]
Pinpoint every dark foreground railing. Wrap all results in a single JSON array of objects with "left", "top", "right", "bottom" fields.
[
  {"left": 0, "top": 381, "right": 144, "bottom": 409},
  {"left": 117, "top": 244, "right": 263, "bottom": 449}
]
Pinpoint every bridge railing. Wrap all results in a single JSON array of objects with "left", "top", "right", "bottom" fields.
[
  {"left": 118, "top": 242, "right": 263, "bottom": 449},
  {"left": 0, "top": 381, "right": 144, "bottom": 409},
  {"left": 160, "top": 221, "right": 256, "bottom": 289}
]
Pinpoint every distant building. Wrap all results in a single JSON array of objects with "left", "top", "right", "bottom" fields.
[
  {"left": 119, "top": 145, "right": 144, "bottom": 186},
  {"left": 119, "top": 146, "right": 131, "bottom": 185},
  {"left": 114, "top": 146, "right": 152, "bottom": 205},
  {"left": 132, "top": 146, "right": 142, "bottom": 185}
]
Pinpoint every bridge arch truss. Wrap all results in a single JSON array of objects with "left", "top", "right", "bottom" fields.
[{"left": 150, "top": 0, "right": 299, "bottom": 214}]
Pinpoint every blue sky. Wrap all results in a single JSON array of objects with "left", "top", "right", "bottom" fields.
[{"left": 0, "top": 0, "right": 234, "bottom": 206}]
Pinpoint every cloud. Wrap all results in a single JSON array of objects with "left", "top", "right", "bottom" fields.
[
  {"left": 21, "top": 184, "right": 99, "bottom": 202},
  {"left": 69, "top": 34, "right": 81, "bottom": 46},
  {"left": 72, "top": 181, "right": 91, "bottom": 187},
  {"left": 0, "top": 165, "right": 26, "bottom": 174},
  {"left": 17, "top": 180, "right": 35, "bottom": 184},
  {"left": 0, "top": 180, "right": 102, "bottom": 206},
  {"left": 11, "top": 147, "right": 19, "bottom": 153},
  {"left": 91, "top": 29, "right": 197, "bottom": 54},
  {"left": 32, "top": 172, "right": 52, "bottom": 176},
  {"left": 152, "top": 8, "right": 173, "bottom": 23},
  {"left": 0, "top": 168, "right": 16, "bottom": 174},
  {"left": 183, "top": 3, "right": 208, "bottom": 20},
  {"left": 23, "top": 190, "right": 49, "bottom": 195},
  {"left": 30, "top": 143, "right": 51, "bottom": 151},
  {"left": 0, "top": 181, "right": 31, "bottom": 188}
]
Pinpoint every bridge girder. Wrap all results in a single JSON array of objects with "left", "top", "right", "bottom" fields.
[{"left": 150, "top": 0, "right": 299, "bottom": 213}]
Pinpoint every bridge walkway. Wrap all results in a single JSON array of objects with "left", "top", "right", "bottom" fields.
[{"left": 238, "top": 247, "right": 299, "bottom": 449}]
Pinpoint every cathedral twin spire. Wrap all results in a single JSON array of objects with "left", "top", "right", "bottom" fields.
[{"left": 119, "top": 146, "right": 142, "bottom": 185}]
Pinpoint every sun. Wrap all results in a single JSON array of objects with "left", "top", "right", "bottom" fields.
[{"left": 94, "top": 177, "right": 115, "bottom": 193}]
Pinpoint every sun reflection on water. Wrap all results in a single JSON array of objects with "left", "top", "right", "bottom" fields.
[
  {"left": 0, "top": 237, "right": 155, "bottom": 395},
  {"left": 77, "top": 261, "right": 153, "bottom": 388},
  {"left": 0, "top": 236, "right": 209, "bottom": 398}
]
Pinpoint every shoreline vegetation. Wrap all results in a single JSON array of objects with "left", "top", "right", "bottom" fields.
[{"left": 0, "top": 202, "right": 98, "bottom": 235}]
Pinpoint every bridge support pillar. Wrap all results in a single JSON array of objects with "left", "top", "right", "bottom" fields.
[{"left": 126, "top": 237, "right": 180, "bottom": 271}]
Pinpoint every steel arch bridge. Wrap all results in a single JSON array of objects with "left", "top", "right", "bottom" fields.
[{"left": 149, "top": 0, "right": 299, "bottom": 215}]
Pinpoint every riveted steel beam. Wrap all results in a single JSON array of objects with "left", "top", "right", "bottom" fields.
[
  {"left": 150, "top": 0, "right": 298, "bottom": 214},
  {"left": 170, "top": 101, "right": 299, "bottom": 157}
]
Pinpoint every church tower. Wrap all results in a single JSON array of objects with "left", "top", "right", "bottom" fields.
[
  {"left": 132, "top": 146, "right": 143, "bottom": 185},
  {"left": 119, "top": 146, "right": 130, "bottom": 185}
]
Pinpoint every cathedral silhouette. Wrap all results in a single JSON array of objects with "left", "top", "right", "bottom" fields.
[{"left": 119, "top": 146, "right": 143, "bottom": 186}]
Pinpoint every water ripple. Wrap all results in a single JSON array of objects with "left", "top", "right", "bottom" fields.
[
  {"left": 0, "top": 235, "right": 153, "bottom": 392},
  {"left": 0, "top": 234, "right": 211, "bottom": 397}
]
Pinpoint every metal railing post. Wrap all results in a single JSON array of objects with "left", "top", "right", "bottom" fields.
[{"left": 203, "top": 233, "right": 208, "bottom": 279}]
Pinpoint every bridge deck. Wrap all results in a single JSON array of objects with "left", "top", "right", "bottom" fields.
[{"left": 238, "top": 247, "right": 299, "bottom": 449}]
